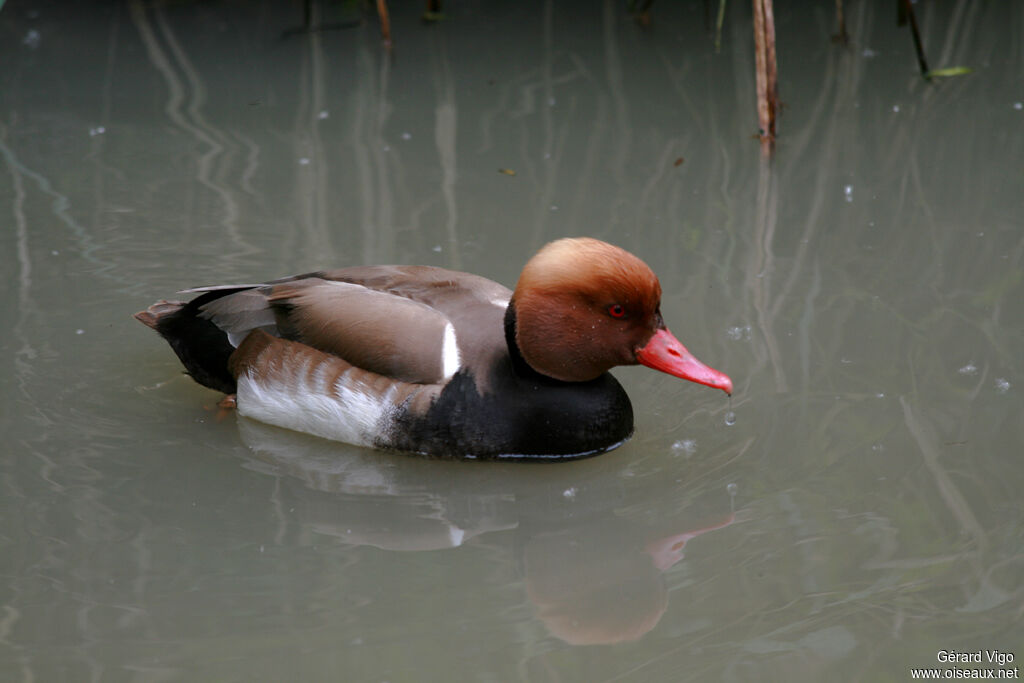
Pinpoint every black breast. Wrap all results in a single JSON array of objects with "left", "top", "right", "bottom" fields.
[{"left": 388, "top": 359, "right": 634, "bottom": 461}]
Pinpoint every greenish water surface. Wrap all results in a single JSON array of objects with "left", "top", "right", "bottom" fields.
[{"left": 1, "top": 1, "right": 1021, "bottom": 680}]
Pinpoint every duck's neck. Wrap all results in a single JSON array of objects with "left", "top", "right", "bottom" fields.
[{"left": 504, "top": 300, "right": 551, "bottom": 381}]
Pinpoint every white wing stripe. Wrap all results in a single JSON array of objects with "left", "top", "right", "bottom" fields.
[{"left": 441, "top": 322, "right": 461, "bottom": 380}]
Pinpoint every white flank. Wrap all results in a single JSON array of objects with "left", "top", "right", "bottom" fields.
[
  {"left": 441, "top": 322, "right": 461, "bottom": 380},
  {"left": 236, "top": 359, "right": 397, "bottom": 447}
]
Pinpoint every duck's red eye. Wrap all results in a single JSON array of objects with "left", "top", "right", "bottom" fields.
[{"left": 608, "top": 303, "right": 626, "bottom": 319}]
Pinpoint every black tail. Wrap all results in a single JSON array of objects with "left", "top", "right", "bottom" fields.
[{"left": 134, "top": 289, "right": 249, "bottom": 394}]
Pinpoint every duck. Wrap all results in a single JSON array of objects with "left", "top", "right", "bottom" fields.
[{"left": 135, "top": 237, "right": 733, "bottom": 460}]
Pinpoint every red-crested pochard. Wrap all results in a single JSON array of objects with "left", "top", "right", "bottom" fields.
[{"left": 135, "top": 238, "right": 732, "bottom": 460}]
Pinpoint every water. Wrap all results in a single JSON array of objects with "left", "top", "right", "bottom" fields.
[{"left": 2, "top": 1, "right": 1022, "bottom": 680}]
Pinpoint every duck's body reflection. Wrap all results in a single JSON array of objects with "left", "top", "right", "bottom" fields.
[{"left": 237, "top": 419, "right": 736, "bottom": 644}]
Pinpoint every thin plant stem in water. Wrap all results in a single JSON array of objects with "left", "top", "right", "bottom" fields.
[
  {"left": 901, "top": 0, "right": 930, "bottom": 77},
  {"left": 752, "top": 0, "right": 779, "bottom": 151},
  {"left": 833, "top": 0, "right": 849, "bottom": 45}
]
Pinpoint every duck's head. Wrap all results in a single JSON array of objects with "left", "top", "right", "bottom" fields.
[{"left": 511, "top": 237, "right": 733, "bottom": 394}]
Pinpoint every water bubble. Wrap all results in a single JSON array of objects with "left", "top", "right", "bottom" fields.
[
  {"left": 562, "top": 487, "right": 577, "bottom": 499},
  {"left": 548, "top": 97, "right": 556, "bottom": 107},
  {"left": 843, "top": 185, "right": 854, "bottom": 202},
  {"left": 862, "top": 48, "right": 878, "bottom": 58},
  {"left": 726, "top": 325, "right": 751, "bottom": 341},
  {"left": 549, "top": 205, "right": 559, "bottom": 212},
  {"left": 401, "top": 132, "right": 412, "bottom": 140},
  {"left": 75, "top": 329, "right": 85, "bottom": 335},
  {"left": 317, "top": 110, "right": 329, "bottom": 120},
  {"left": 23, "top": 29, "right": 41, "bottom": 48},
  {"left": 671, "top": 439, "right": 697, "bottom": 456},
  {"left": 892, "top": 104, "right": 901, "bottom": 113},
  {"left": 995, "top": 378, "right": 1011, "bottom": 394},
  {"left": 89, "top": 126, "right": 106, "bottom": 137},
  {"left": 872, "top": 443, "right": 884, "bottom": 452},
  {"left": 382, "top": 144, "right": 391, "bottom": 152},
  {"left": 724, "top": 411, "right": 736, "bottom": 426},
  {"left": 726, "top": 482, "right": 738, "bottom": 495},
  {"left": 1014, "top": 102, "right": 1023, "bottom": 111},
  {"left": 432, "top": 245, "right": 442, "bottom": 252},
  {"left": 298, "top": 157, "right": 311, "bottom": 165},
  {"left": 875, "top": 392, "right": 885, "bottom": 398},
  {"left": 958, "top": 363, "right": 978, "bottom": 376}
]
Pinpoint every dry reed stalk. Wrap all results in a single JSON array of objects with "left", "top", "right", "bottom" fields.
[
  {"left": 377, "top": 0, "right": 392, "bottom": 48},
  {"left": 753, "top": 0, "right": 779, "bottom": 152},
  {"left": 833, "top": 0, "right": 849, "bottom": 44}
]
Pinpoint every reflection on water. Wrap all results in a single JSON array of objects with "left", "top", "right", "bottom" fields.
[
  {"left": 239, "top": 419, "right": 736, "bottom": 646},
  {"left": 1, "top": 0, "right": 1022, "bottom": 680}
]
